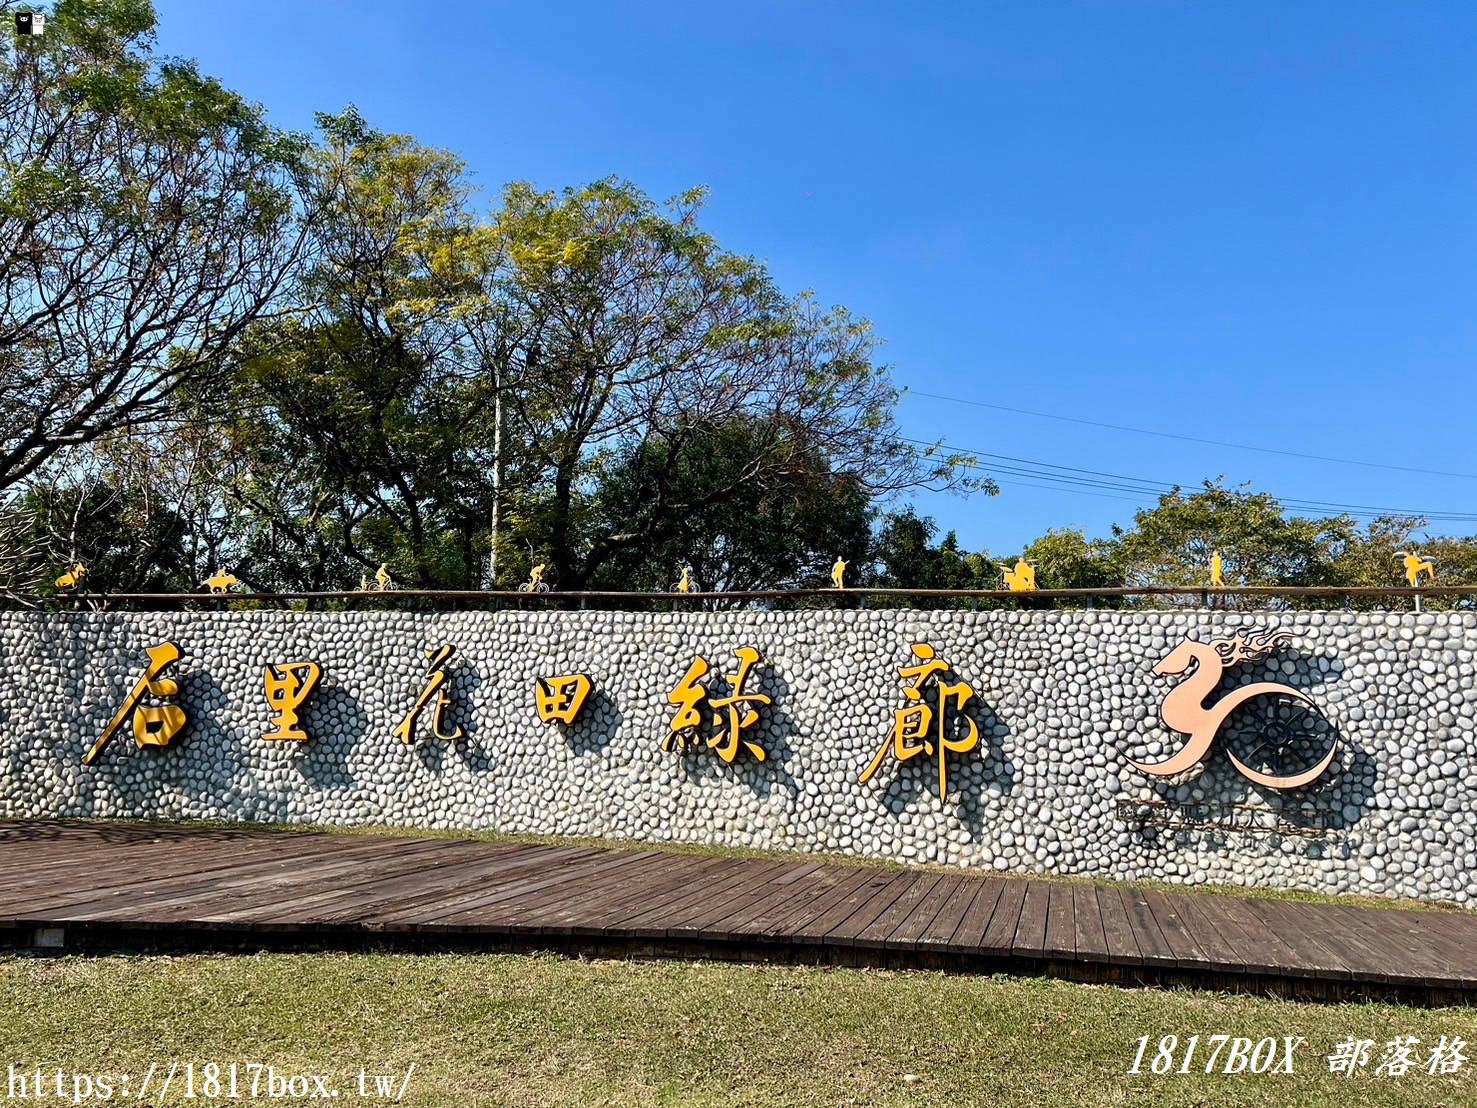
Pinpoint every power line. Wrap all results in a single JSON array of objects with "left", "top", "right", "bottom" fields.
[
  {"left": 907, "top": 438, "right": 1477, "bottom": 523},
  {"left": 904, "top": 389, "right": 1477, "bottom": 482}
]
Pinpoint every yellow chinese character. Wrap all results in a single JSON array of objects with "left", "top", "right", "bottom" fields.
[
  {"left": 860, "top": 643, "right": 979, "bottom": 800},
  {"left": 82, "top": 642, "right": 187, "bottom": 766},
  {"left": 263, "top": 660, "right": 321, "bottom": 741},
  {"left": 708, "top": 647, "right": 770, "bottom": 763},
  {"left": 663, "top": 656, "right": 711, "bottom": 752},
  {"left": 394, "top": 644, "right": 463, "bottom": 744},
  {"left": 535, "top": 673, "right": 592, "bottom": 724},
  {"left": 663, "top": 648, "right": 769, "bottom": 762}
]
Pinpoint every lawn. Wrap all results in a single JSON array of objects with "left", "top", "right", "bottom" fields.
[{"left": 0, "top": 953, "right": 1471, "bottom": 1106}]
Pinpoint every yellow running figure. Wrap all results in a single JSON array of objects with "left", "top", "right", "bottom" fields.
[
  {"left": 1396, "top": 551, "right": 1435, "bottom": 587},
  {"left": 1001, "top": 559, "right": 1037, "bottom": 592},
  {"left": 831, "top": 557, "right": 847, "bottom": 589}
]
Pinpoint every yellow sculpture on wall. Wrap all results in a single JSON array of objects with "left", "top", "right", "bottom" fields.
[
  {"left": 375, "top": 564, "right": 392, "bottom": 591},
  {"left": 55, "top": 563, "right": 86, "bottom": 590},
  {"left": 519, "top": 564, "right": 549, "bottom": 593},
  {"left": 860, "top": 642, "right": 980, "bottom": 802},
  {"left": 1397, "top": 550, "right": 1436, "bottom": 587},
  {"left": 676, "top": 568, "right": 693, "bottom": 594},
  {"left": 263, "top": 660, "right": 321, "bottom": 742},
  {"left": 203, "top": 570, "right": 239, "bottom": 595},
  {"left": 394, "top": 645, "right": 463, "bottom": 743},
  {"left": 1210, "top": 551, "right": 1224, "bottom": 588},
  {"left": 831, "top": 558, "right": 847, "bottom": 589},
  {"left": 1001, "top": 559, "right": 1037, "bottom": 592},
  {"left": 82, "top": 642, "right": 187, "bottom": 766},
  {"left": 664, "top": 646, "right": 770, "bottom": 762},
  {"left": 535, "top": 674, "right": 592, "bottom": 724}
]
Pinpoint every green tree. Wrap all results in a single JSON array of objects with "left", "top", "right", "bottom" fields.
[
  {"left": 585, "top": 414, "right": 873, "bottom": 598},
  {"left": 479, "top": 179, "right": 976, "bottom": 590},
  {"left": 1018, "top": 527, "right": 1124, "bottom": 604},
  {"left": 867, "top": 508, "right": 994, "bottom": 606},
  {"left": 0, "top": 0, "right": 313, "bottom": 494},
  {"left": 1114, "top": 481, "right": 1352, "bottom": 603},
  {"left": 221, "top": 111, "right": 497, "bottom": 591}
]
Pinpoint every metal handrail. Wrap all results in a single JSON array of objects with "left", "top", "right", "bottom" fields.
[{"left": 32, "top": 584, "right": 1477, "bottom": 606}]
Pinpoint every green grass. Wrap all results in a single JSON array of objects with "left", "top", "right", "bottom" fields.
[{"left": 0, "top": 953, "right": 1472, "bottom": 1106}]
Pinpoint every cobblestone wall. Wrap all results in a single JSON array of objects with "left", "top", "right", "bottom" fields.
[{"left": 1, "top": 608, "right": 1471, "bottom": 903}]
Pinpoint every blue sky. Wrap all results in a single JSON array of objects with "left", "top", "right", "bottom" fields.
[{"left": 153, "top": 0, "right": 1477, "bottom": 553}]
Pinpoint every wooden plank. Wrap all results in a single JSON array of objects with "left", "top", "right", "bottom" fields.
[
  {"left": 398, "top": 849, "right": 672, "bottom": 928},
  {"left": 1008, "top": 881, "right": 1051, "bottom": 957},
  {"left": 664, "top": 862, "right": 801, "bottom": 940},
  {"left": 972, "top": 877, "right": 1028, "bottom": 954},
  {"left": 914, "top": 877, "right": 1000, "bottom": 950},
  {"left": 750, "top": 866, "right": 886, "bottom": 941},
  {"left": 1095, "top": 885, "right": 1142, "bottom": 966},
  {"left": 1070, "top": 884, "right": 1109, "bottom": 960},
  {"left": 1189, "top": 894, "right": 1307, "bottom": 977},
  {"left": 27, "top": 837, "right": 467, "bottom": 923},
  {"left": 1165, "top": 892, "right": 1249, "bottom": 974},
  {"left": 944, "top": 876, "right": 1011, "bottom": 954},
  {"left": 113, "top": 839, "right": 504, "bottom": 926},
  {"left": 696, "top": 863, "right": 832, "bottom": 937},
  {"left": 852, "top": 873, "right": 949, "bottom": 949},
  {"left": 250, "top": 846, "right": 609, "bottom": 926},
  {"left": 815, "top": 872, "right": 920, "bottom": 946},
  {"left": 0, "top": 833, "right": 371, "bottom": 910},
  {"left": 1370, "top": 909, "right": 1477, "bottom": 986},
  {"left": 788, "top": 870, "right": 911, "bottom": 946},
  {"left": 883, "top": 874, "right": 969, "bottom": 950},
  {"left": 1117, "top": 887, "right": 1178, "bottom": 969},
  {"left": 612, "top": 859, "right": 762, "bottom": 934},
  {"left": 1039, "top": 882, "right": 1076, "bottom": 959},
  {"left": 550, "top": 856, "right": 736, "bottom": 937},
  {"left": 1237, "top": 898, "right": 1354, "bottom": 979},
  {"left": 2, "top": 820, "right": 1474, "bottom": 999},
  {"left": 1139, "top": 889, "right": 1212, "bottom": 971}
]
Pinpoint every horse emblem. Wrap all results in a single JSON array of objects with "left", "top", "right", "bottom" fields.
[
  {"left": 1130, "top": 628, "right": 1337, "bottom": 789},
  {"left": 55, "top": 562, "right": 86, "bottom": 590}
]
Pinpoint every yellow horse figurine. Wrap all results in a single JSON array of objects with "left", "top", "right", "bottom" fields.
[
  {"left": 1396, "top": 551, "right": 1435, "bottom": 587},
  {"left": 1001, "top": 559, "right": 1037, "bottom": 592},
  {"left": 203, "top": 570, "right": 238, "bottom": 594},
  {"left": 831, "top": 557, "right": 847, "bottom": 589},
  {"left": 54, "top": 563, "right": 86, "bottom": 590}
]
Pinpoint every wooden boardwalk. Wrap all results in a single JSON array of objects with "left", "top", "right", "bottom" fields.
[{"left": 0, "top": 821, "right": 1472, "bottom": 1004}]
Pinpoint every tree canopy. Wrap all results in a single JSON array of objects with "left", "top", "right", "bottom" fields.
[{"left": 2, "top": 6, "right": 1472, "bottom": 609}]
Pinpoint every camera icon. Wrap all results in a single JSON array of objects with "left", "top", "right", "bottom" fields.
[{"left": 15, "top": 11, "right": 44, "bottom": 36}]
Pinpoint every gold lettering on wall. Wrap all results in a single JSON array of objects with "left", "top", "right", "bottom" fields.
[
  {"left": 263, "top": 661, "right": 322, "bottom": 742},
  {"left": 860, "top": 642, "right": 979, "bottom": 801},
  {"left": 82, "top": 642, "right": 187, "bottom": 766}
]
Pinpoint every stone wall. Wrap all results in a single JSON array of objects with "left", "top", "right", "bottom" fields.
[{"left": 0, "top": 608, "right": 1471, "bottom": 904}]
